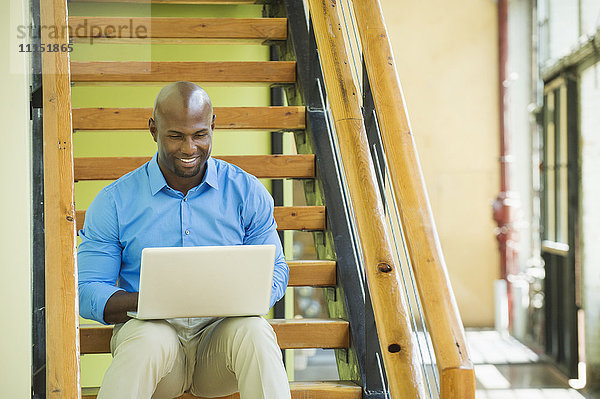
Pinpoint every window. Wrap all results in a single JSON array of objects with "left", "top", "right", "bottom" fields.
[{"left": 542, "top": 78, "right": 570, "bottom": 245}]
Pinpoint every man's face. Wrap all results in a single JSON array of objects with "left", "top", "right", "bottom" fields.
[{"left": 149, "top": 106, "right": 215, "bottom": 182}]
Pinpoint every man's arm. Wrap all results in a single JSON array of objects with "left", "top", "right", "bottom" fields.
[
  {"left": 78, "top": 188, "right": 129, "bottom": 324},
  {"left": 103, "top": 291, "right": 139, "bottom": 324},
  {"left": 242, "top": 179, "right": 289, "bottom": 308}
]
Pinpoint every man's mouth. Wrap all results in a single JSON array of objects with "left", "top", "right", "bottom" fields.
[
  {"left": 178, "top": 157, "right": 198, "bottom": 164},
  {"left": 176, "top": 157, "right": 202, "bottom": 169}
]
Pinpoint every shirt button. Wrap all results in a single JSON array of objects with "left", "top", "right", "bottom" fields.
[
  {"left": 184, "top": 198, "right": 187, "bottom": 202},
  {"left": 185, "top": 230, "right": 190, "bottom": 235}
]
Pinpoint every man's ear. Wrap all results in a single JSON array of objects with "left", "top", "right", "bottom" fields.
[
  {"left": 211, "top": 114, "right": 216, "bottom": 131},
  {"left": 149, "top": 118, "right": 158, "bottom": 142}
]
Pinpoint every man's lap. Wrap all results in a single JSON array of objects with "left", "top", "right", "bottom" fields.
[{"left": 108, "top": 316, "right": 279, "bottom": 396}]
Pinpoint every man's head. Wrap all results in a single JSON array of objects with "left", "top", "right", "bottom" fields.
[{"left": 149, "top": 81, "right": 216, "bottom": 192}]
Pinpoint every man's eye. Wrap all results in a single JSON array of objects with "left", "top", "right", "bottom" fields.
[{"left": 169, "top": 135, "right": 182, "bottom": 139}]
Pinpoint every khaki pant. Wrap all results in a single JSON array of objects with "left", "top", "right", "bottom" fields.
[{"left": 97, "top": 316, "right": 291, "bottom": 399}]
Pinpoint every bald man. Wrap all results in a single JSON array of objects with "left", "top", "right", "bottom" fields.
[{"left": 78, "top": 82, "right": 291, "bottom": 399}]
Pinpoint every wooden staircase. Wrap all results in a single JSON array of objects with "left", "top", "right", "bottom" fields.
[
  {"left": 67, "top": 0, "right": 361, "bottom": 397},
  {"left": 40, "top": 0, "right": 475, "bottom": 397}
]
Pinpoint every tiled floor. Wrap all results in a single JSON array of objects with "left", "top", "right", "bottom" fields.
[
  {"left": 467, "top": 330, "right": 590, "bottom": 399},
  {"left": 474, "top": 362, "right": 586, "bottom": 398},
  {"left": 292, "top": 330, "right": 597, "bottom": 399}
]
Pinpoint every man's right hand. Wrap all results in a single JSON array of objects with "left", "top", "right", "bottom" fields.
[{"left": 103, "top": 291, "right": 139, "bottom": 324}]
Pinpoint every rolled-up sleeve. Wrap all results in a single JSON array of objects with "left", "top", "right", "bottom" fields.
[
  {"left": 242, "top": 181, "right": 289, "bottom": 309},
  {"left": 78, "top": 188, "right": 124, "bottom": 324}
]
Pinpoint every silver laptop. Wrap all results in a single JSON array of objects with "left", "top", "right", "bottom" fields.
[{"left": 127, "top": 245, "right": 276, "bottom": 320}]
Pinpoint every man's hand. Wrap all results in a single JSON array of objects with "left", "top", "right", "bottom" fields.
[{"left": 103, "top": 291, "right": 139, "bottom": 324}]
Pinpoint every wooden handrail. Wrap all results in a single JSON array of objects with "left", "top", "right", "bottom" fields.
[
  {"left": 40, "top": 0, "right": 81, "bottom": 397},
  {"left": 351, "top": 0, "right": 476, "bottom": 397},
  {"left": 307, "top": 0, "right": 426, "bottom": 397}
]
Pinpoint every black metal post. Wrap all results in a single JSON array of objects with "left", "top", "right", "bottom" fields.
[{"left": 31, "top": 0, "right": 46, "bottom": 397}]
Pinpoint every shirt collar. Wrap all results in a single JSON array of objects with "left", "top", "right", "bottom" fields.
[
  {"left": 148, "top": 153, "right": 168, "bottom": 196},
  {"left": 148, "top": 153, "right": 219, "bottom": 196},
  {"left": 203, "top": 157, "right": 219, "bottom": 190}
]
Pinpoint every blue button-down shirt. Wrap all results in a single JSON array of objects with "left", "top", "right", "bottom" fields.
[{"left": 78, "top": 153, "right": 289, "bottom": 324}]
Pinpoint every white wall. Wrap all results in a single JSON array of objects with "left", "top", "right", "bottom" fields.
[
  {"left": 380, "top": 0, "right": 500, "bottom": 327},
  {"left": 580, "top": 0, "right": 600, "bottom": 36},
  {"left": 506, "top": 0, "right": 539, "bottom": 341},
  {"left": 547, "top": 0, "right": 579, "bottom": 62},
  {"left": 580, "top": 61, "right": 600, "bottom": 388},
  {"left": 541, "top": 0, "right": 600, "bottom": 65},
  {"left": 0, "top": 0, "right": 32, "bottom": 396},
  {"left": 507, "top": 0, "right": 534, "bottom": 274}
]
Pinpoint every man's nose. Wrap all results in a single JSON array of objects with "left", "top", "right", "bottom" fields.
[{"left": 180, "top": 136, "right": 196, "bottom": 154}]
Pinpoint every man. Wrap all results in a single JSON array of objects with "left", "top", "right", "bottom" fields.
[{"left": 78, "top": 81, "right": 291, "bottom": 399}]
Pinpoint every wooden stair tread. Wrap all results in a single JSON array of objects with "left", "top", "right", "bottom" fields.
[
  {"left": 72, "top": 106, "right": 305, "bottom": 131},
  {"left": 80, "top": 318, "right": 349, "bottom": 354},
  {"left": 75, "top": 206, "right": 325, "bottom": 232},
  {"left": 71, "top": 0, "right": 266, "bottom": 4},
  {"left": 69, "top": 17, "right": 286, "bottom": 41},
  {"left": 82, "top": 381, "right": 362, "bottom": 399},
  {"left": 71, "top": 61, "right": 296, "bottom": 83},
  {"left": 74, "top": 155, "right": 315, "bottom": 180},
  {"left": 287, "top": 260, "right": 336, "bottom": 286},
  {"left": 76, "top": 258, "right": 334, "bottom": 286},
  {"left": 79, "top": 259, "right": 334, "bottom": 287}
]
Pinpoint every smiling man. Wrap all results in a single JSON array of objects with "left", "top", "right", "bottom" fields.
[
  {"left": 150, "top": 84, "right": 213, "bottom": 194},
  {"left": 78, "top": 81, "right": 291, "bottom": 399}
]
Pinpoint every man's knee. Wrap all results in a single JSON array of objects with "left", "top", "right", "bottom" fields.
[
  {"left": 223, "top": 316, "right": 278, "bottom": 348},
  {"left": 113, "top": 319, "right": 180, "bottom": 361},
  {"left": 100, "top": 321, "right": 185, "bottom": 399}
]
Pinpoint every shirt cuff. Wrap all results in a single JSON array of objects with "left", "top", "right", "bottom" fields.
[{"left": 91, "top": 283, "right": 125, "bottom": 325}]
